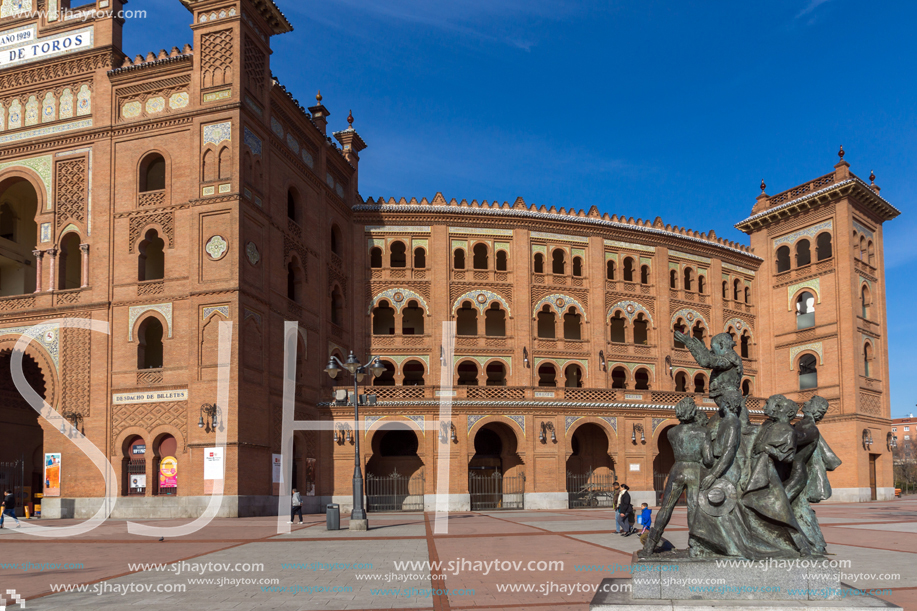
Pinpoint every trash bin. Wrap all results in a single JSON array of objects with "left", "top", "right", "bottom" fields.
[{"left": 326, "top": 504, "right": 340, "bottom": 530}]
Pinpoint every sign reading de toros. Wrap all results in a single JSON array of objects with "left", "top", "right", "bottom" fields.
[{"left": 0, "top": 25, "right": 93, "bottom": 69}]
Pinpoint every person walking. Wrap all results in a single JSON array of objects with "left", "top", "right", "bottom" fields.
[
  {"left": 0, "top": 489, "right": 20, "bottom": 529},
  {"left": 616, "top": 484, "right": 633, "bottom": 535},
  {"left": 288, "top": 488, "right": 303, "bottom": 525}
]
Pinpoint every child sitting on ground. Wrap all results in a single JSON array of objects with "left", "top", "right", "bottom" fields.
[{"left": 637, "top": 503, "right": 652, "bottom": 544}]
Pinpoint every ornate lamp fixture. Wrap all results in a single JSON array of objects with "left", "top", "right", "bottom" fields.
[
  {"left": 632, "top": 423, "right": 646, "bottom": 445},
  {"left": 198, "top": 403, "right": 221, "bottom": 431},
  {"left": 523, "top": 346, "right": 530, "bottom": 368},
  {"left": 862, "top": 428, "right": 873, "bottom": 451},
  {"left": 887, "top": 432, "right": 897, "bottom": 451},
  {"left": 440, "top": 420, "right": 457, "bottom": 444},
  {"left": 60, "top": 410, "right": 84, "bottom": 437},
  {"left": 599, "top": 350, "right": 606, "bottom": 372},
  {"left": 539, "top": 421, "right": 556, "bottom": 444},
  {"left": 335, "top": 422, "right": 354, "bottom": 445}
]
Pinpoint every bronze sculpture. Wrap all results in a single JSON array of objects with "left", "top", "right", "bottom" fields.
[{"left": 643, "top": 332, "right": 841, "bottom": 559}]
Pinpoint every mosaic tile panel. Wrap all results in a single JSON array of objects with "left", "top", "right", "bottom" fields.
[
  {"left": 0, "top": 118, "right": 92, "bottom": 147},
  {"left": 452, "top": 290, "right": 511, "bottom": 316},
  {"left": 532, "top": 231, "right": 588, "bottom": 243},
  {"left": 369, "top": 288, "right": 429, "bottom": 314},
  {"left": 0, "top": 322, "right": 60, "bottom": 370},
  {"left": 203, "top": 121, "right": 232, "bottom": 146},
  {"left": 604, "top": 239, "right": 655, "bottom": 253},
  {"left": 607, "top": 300, "right": 653, "bottom": 324},
  {"left": 532, "top": 293, "right": 587, "bottom": 321},
  {"left": 202, "top": 306, "right": 230, "bottom": 320},
  {"left": 789, "top": 342, "right": 823, "bottom": 369},
  {"left": 449, "top": 227, "right": 514, "bottom": 236},
  {"left": 669, "top": 250, "right": 711, "bottom": 264},
  {"left": 467, "top": 414, "right": 485, "bottom": 432},
  {"left": 670, "top": 308, "right": 708, "bottom": 329},
  {"left": 787, "top": 278, "right": 820, "bottom": 311},
  {"left": 773, "top": 220, "right": 832, "bottom": 248},
  {"left": 128, "top": 303, "right": 173, "bottom": 341},
  {"left": 0, "top": 155, "right": 52, "bottom": 209},
  {"left": 601, "top": 416, "right": 617, "bottom": 433}
]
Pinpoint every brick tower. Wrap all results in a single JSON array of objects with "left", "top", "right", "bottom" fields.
[{"left": 736, "top": 149, "right": 900, "bottom": 502}]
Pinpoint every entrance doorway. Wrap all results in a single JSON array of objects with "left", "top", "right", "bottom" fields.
[
  {"left": 869, "top": 454, "right": 878, "bottom": 501},
  {"left": 566, "top": 423, "right": 616, "bottom": 508},
  {"left": 468, "top": 421, "right": 524, "bottom": 510},
  {"left": 365, "top": 425, "right": 424, "bottom": 512}
]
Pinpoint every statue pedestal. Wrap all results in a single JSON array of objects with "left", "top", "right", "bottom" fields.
[{"left": 589, "top": 552, "right": 900, "bottom": 610}]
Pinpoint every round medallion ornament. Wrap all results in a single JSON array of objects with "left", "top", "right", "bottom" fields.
[
  {"left": 734, "top": 320, "right": 743, "bottom": 330},
  {"left": 392, "top": 292, "right": 405, "bottom": 303},
  {"left": 43, "top": 330, "right": 55, "bottom": 345},
  {"left": 476, "top": 293, "right": 488, "bottom": 304},
  {"left": 686, "top": 312, "right": 696, "bottom": 323},
  {"left": 246, "top": 242, "right": 260, "bottom": 266},
  {"left": 205, "top": 235, "right": 228, "bottom": 260},
  {"left": 555, "top": 298, "right": 566, "bottom": 308},
  {"left": 626, "top": 304, "right": 636, "bottom": 315}
]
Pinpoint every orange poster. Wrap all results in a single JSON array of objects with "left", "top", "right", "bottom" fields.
[{"left": 44, "top": 453, "right": 61, "bottom": 497}]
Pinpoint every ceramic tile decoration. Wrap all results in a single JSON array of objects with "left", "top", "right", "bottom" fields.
[
  {"left": 41, "top": 92, "right": 56, "bottom": 123},
  {"left": 122, "top": 101, "right": 141, "bottom": 119},
  {"left": 604, "top": 239, "right": 656, "bottom": 253},
  {"left": 451, "top": 290, "right": 512, "bottom": 316},
  {"left": 0, "top": 155, "right": 52, "bottom": 207},
  {"left": 202, "top": 186, "right": 215, "bottom": 196},
  {"left": 59, "top": 88, "right": 74, "bottom": 119},
  {"left": 670, "top": 307, "right": 708, "bottom": 329},
  {"left": 532, "top": 231, "right": 589, "bottom": 243},
  {"left": 368, "top": 288, "right": 429, "bottom": 314},
  {"left": 219, "top": 183, "right": 231, "bottom": 193},
  {"left": 243, "top": 126, "right": 262, "bottom": 156},
  {"left": 669, "top": 249, "right": 711, "bottom": 264},
  {"left": 449, "top": 226, "right": 514, "bottom": 236},
  {"left": 301, "top": 150, "right": 313, "bottom": 168},
  {"left": 25, "top": 95, "right": 38, "bottom": 126},
  {"left": 787, "top": 278, "right": 821, "bottom": 310},
  {"left": 202, "top": 305, "right": 230, "bottom": 320},
  {"left": 7, "top": 99, "right": 21, "bottom": 129},
  {"left": 203, "top": 121, "right": 232, "bottom": 146},
  {"left": 789, "top": 342, "right": 823, "bottom": 368},
  {"left": 1, "top": 0, "right": 32, "bottom": 20},
  {"left": 271, "top": 117, "right": 284, "bottom": 138},
  {"left": 169, "top": 92, "right": 190, "bottom": 109},
  {"left": 607, "top": 300, "right": 653, "bottom": 324},
  {"left": 0, "top": 322, "right": 60, "bottom": 370},
  {"left": 205, "top": 235, "right": 228, "bottom": 259},
  {"left": 773, "top": 220, "right": 833, "bottom": 249},
  {"left": 286, "top": 133, "right": 300, "bottom": 153},
  {"left": 0, "top": 103, "right": 5, "bottom": 131},
  {"left": 128, "top": 303, "right": 173, "bottom": 341},
  {"left": 76, "top": 85, "right": 91, "bottom": 116},
  {"left": 532, "top": 293, "right": 588, "bottom": 321},
  {"left": 203, "top": 89, "right": 231, "bottom": 103},
  {"left": 246, "top": 242, "right": 260, "bottom": 265},
  {"left": 40, "top": 222, "right": 51, "bottom": 242},
  {"left": 145, "top": 97, "right": 165, "bottom": 114}
]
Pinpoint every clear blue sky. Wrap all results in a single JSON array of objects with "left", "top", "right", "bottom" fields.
[{"left": 133, "top": 0, "right": 915, "bottom": 417}]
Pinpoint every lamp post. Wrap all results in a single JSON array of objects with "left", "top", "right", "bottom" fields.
[{"left": 324, "top": 351, "right": 385, "bottom": 531}]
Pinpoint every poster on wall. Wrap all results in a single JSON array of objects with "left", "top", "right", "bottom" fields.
[
  {"left": 159, "top": 456, "right": 178, "bottom": 488},
  {"left": 272, "top": 454, "right": 282, "bottom": 483},
  {"left": 306, "top": 458, "right": 316, "bottom": 496},
  {"left": 204, "top": 448, "right": 224, "bottom": 480},
  {"left": 131, "top": 475, "right": 146, "bottom": 491},
  {"left": 44, "top": 453, "right": 61, "bottom": 497}
]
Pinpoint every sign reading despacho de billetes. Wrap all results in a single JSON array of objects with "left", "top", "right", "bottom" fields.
[
  {"left": 112, "top": 389, "right": 189, "bottom": 405},
  {"left": 0, "top": 24, "right": 93, "bottom": 69}
]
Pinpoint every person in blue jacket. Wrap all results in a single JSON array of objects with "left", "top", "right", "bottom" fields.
[{"left": 633, "top": 503, "right": 652, "bottom": 541}]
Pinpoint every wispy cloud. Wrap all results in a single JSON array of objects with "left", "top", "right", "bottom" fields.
[{"left": 795, "top": 0, "right": 833, "bottom": 20}]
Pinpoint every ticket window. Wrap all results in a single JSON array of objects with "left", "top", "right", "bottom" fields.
[
  {"left": 126, "top": 437, "right": 147, "bottom": 496},
  {"left": 155, "top": 435, "right": 178, "bottom": 496}
]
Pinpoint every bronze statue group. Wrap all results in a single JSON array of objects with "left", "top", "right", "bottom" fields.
[{"left": 641, "top": 332, "right": 841, "bottom": 560}]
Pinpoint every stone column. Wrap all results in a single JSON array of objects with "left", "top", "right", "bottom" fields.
[
  {"left": 46, "top": 249, "right": 57, "bottom": 292},
  {"left": 79, "top": 244, "right": 89, "bottom": 288},
  {"left": 32, "top": 250, "right": 43, "bottom": 293}
]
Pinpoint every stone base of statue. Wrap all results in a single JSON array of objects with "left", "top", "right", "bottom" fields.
[{"left": 589, "top": 553, "right": 901, "bottom": 610}]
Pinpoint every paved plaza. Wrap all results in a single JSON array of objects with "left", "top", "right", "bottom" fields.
[{"left": 1, "top": 499, "right": 915, "bottom": 610}]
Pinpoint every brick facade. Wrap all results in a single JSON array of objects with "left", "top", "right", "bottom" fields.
[{"left": 0, "top": 0, "right": 898, "bottom": 518}]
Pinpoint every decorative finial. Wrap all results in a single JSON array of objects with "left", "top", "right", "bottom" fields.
[
  {"left": 316, "top": 90, "right": 322, "bottom": 103},
  {"left": 760, "top": 179, "right": 766, "bottom": 193},
  {"left": 347, "top": 109, "right": 353, "bottom": 127},
  {"left": 869, "top": 169, "right": 875, "bottom": 184},
  {"left": 838, "top": 145, "right": 844, "bottom": 159}
]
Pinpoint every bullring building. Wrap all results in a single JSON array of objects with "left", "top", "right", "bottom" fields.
[{"left": 0, "top": 0, "right": 899, "bottom": 518}]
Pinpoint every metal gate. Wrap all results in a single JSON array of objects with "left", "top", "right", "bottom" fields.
[
  {"left": 0, "top": 458, "right": 24, "bottom": 516},
  {"left": 567, "top": 470, "right": 617, "bottom": 508},
  {"left": 366, "top": 469, "right": 425, "bottom": 512},
  {"left": 653, "top": 470, "right": 686, "bottom": 506},
  {"left": 469, "top": 471, "right": 525, "bottom": 511}
]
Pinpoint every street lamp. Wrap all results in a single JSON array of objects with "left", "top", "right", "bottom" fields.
[
  {"left": 325, "top": 351, "right": 385, "bottom": 531},
  {"left": 199, "top": 403, "right": 221, "bottom": 432}
]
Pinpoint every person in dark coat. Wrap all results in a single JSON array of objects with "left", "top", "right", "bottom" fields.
[{"left": 616, "top": 484, "right": 634, "bottom": 535}]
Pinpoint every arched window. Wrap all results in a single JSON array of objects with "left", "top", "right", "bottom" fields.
[
  {"left": 722, "top": 280, "right": 728, "bottom": 299},
  {"left": 390, "top": 241, "right": 406, "bottom": 267},
  {"left": 137, "top": 317, "right": 164, "bottom": 369},
  {"left": 552, "top": 249, "right": 565, "bottom": 274},
  {"left": 486, "top": 362, "right": 507, "bottom": 386},
  {"left": 0, "top": 203, "right": 14, "bottom": 240},
  {"left": 286, "top": 260, "right": 303, "bottom": 303},
  {"left": 496, "top": 250, "right": 508, "bottom": 271},
  {"left": 692, "top": 321, "right": 706, "bottom": 341},
  {"left": 287, "top": 189, "right": 298, "bottom": 222},
  {"left": 867, "top": 240, "right": 875, "bottom": 266},
  {"left": 454, "top": 248, "right": 466, "bottom": 269},
  {"left": 675, "top": 371, "right": 688, "bottom": 392},
  {"left": 202, "top": 150, "right": 215, "bottom": 182},
  {"left": 733, "top": 279, "right": 741, "bottom": 301},
  {"left": 623, "top": 257, "right": 635, "bottom": 282},
  {"left": 572, "top": 256, "right": 583, "bottom": 277},
  {"left": 633, "top": 314, "right": 649, "bottom": 345},
  {"left": 456, "top": 301, "right": 477, "bottom": 336},
  {"left": 742, "top": 379, "right": 751, "bottom": 396},
  {"left": 859, "top": 235, "right": 867, "bottom": 261},
  {"left": 537, "top": 305, "right": 556, "bottom": 339},
  {"left": 372, "top": 300, "right": 395, "bottom": 335},
  {"left": 799, "top": 354, "right": 818, "bottom": 390},
  {"left": 641, "top": 265, "right": 650, "bottom": 285},
  {"left": 683, "top": 267, "right": 694, "bottom": 291},
  {"left": 473, "top": 243, "right": 488, "bottom": 270},
  {"left": 697, "top": 275, "right": 706, "bottom": 294},
  {"left": 607, "top": 260, "right": 616, "bottom": 280},
  {"left": 609, "top": 312, "right": 626, "bottom": 343},
  {"left": 538, "top": 363, "right": 557, "bottom": 387},
  {"left": 669, "top": 269, "right": 677, "bottom": 289},
  {"left": 218, "top": 147, "right": 232, "bottom": 180},
  {"left": 139, "top": 153, "right": 165, "bottom": 192},
  {"left": 776, "top": 246, "right": 791, "bottom": 273},
  {"left": 373, "top": 361, "right": 396, "bottom": 386},
  {"left": 403, "top": 360, "right": 425, "bottom": 386},
  {"left": 564, "top": 364, "right": 583, "bottom": 388},
  {"left": 370, "top": 247, "right": 382, "bottom": 268},
  {"left": 330, "top": 224, "right": 342, "bottom": 256},
  {"left": 58, "top": 232, "right": 82, "bottom": 290},
  {"left": 796, "top": 239, "right": 811, "bottom": 267},
  {"left": 673, "top": 320, "right": 687, "bottom": 349},
  {"left": 402, "top": 300, "right": 424, "bottom": 335},
  {"left": 816, "top": 232, "right": 832, "bottom": 261},
  {"left": 796, "top": 291, "right": 815, "bottom": 329},
  {"left": 744, "top": 286, "right": 751, "bottom": 304},
  {"left": 740, "top": 332, "right": 750, "bottom": 359},
  {"left": 413, "top": 247, "right": 426, "bottom": 268},
  {"left": 634, "top": 368, "right": 650, "bottom": 390},
  {"left": 563, "top": 307, "right": 582, "bottom": 340},
  {"left": 693, "top": 373, "right": 707, "bottom": 394},
  {"left": 864, "top": 343, "right": 873, "bottom": 378},
  {"left": 457, "top": 361, "right": 479, "bottom": 386},
  {"left": 330, "top": 287, "right": 344, "bottom": 326},
  {"left": 861, "top": 285, "right": 871, "bottom": 319},
  {"left": 484, "top": 303, "right": 506, "bottom": 337},
  {"left": 534, "top": 252, "right": 544, "bottom": 274},
  {"left": 611, "top": 366, "right": 627, "bottom": 389}
]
